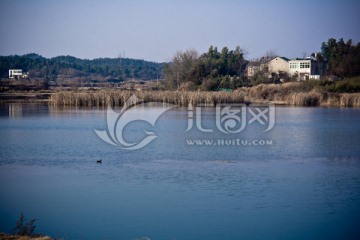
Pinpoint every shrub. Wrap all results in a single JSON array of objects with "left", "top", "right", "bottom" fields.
[{"left": 12, "top": 212, "right": 37, "bottom": 236}]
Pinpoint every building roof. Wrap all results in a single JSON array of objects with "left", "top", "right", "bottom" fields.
[
  {"left": 276, "top": 56, "right": 289, "bottom": 61},
  {"left": 266, "top": 56, "right": 290, "bottom": 63},
  {"left": 247, "top": 61, "right": 261, "bottom": 67},
  {"left": 269, "top": 56, "right": 289, "bottom": 62},
  {"left": 289, "top": 58, "right": 312, "bottom": 62}
]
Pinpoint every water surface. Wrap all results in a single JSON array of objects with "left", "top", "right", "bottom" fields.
[{"left": 0, "top": 103, "right": 360, "bottom": 240}]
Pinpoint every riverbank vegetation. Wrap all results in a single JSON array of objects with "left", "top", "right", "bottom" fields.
[
  {"left": 164, "top": 46, "right": 248, "bottom": 91},
  {"left": 243, "top": 80, "right": 360, "bottom": 107},
  {"left": 50, "top": 80, "right": 360, "bottom": 107},
  {"left": 50, "top": 89, "right": 246, "bottom": 107}
]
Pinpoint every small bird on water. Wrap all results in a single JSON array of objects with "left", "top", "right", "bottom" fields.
[{"left": 96, "top": 159, "right": 102, "bottom": 164}]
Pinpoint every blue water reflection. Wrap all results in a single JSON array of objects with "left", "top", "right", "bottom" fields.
[{"left": 0, "top": 103, "right": 360, "bottom": 240}]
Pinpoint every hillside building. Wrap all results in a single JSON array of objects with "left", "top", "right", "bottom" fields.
[{"left": 9, "top": 69, "right": 28, "bottom": 79}]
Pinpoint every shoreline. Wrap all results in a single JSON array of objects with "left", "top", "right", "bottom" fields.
[
  {"left": 1, "top": 88, "right": 360, "bottom": 108},
  {"left": 0, "top": 233, "right": 52, "bottom": 240},
  {"left": 49, "top": 88, "right": 360, "bottom": 108}
]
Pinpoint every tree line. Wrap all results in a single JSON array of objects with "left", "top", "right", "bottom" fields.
[
  {"left": 164, "top": 46, "right": 248, "bottom": 91},
  {"left": 1, "top": 38, "right": 359, "bottom": 91},
  {"left": 165, "top": 38, "right": 360, "bottom": 91},
  {"left": 321, "top": 38, "right": 360, "bottom": 77},
  {"left": 0, "top": 53, "right": 163, "bottom": 81}
]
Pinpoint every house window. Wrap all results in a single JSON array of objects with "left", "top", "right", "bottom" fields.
[
  {"left": 290, "top": 63, "right": 298, "bottom": 69},
  {"left": 300, "top": 62, "right": 310, "bottom": 68}
]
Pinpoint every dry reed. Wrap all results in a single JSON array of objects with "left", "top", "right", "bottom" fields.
[
  {"left": 50, "top": 90, "right": 246, "bottom": 107},
  {"left": 243, "top": 82, "right": 360, "bottom": 107},
  {"left": 50, "top": 84, "right": 360, "bottom": 107}
]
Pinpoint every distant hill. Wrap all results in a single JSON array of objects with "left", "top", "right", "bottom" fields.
[{"left": 0, "top": 53, "right": 164, "bottom": 81}]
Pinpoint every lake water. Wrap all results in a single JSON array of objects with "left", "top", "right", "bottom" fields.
[{"left": 0, "top": 103, "right": 360, "bottom": 240}]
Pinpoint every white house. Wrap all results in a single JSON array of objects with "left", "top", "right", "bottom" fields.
[
  {"left": 247, "top": 55, "right": 327, "bottom": 81},
  {"left": 289, "top": 57, "right": 326, "bottom": 81},
  {"left": 9, "top": 69, "right": 28, "bottom": 79}
]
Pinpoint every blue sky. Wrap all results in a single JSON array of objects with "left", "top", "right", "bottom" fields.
[{"left": 0, "top": 0, "right": 359, "bottom": 62}]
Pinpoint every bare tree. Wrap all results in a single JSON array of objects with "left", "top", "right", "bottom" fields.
[
  {"left": 263, "top": 49, "right": 277, "bottom": 61},
  {"left": 165, "top": 49, "right": 199, "bottom": 89}
]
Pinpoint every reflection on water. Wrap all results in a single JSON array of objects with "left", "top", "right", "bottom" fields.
[
  {"left": 8, "top": 103, "right": 22, "bottom": 118},
  {"left": 1, "top": 103, "right": 50, "bottom": 118},
  {"left": 48, "top": 104, "right": 107, "bottom": 117},
  {"left": 0, "top": 103, "right": 360, "bottom": 240}
]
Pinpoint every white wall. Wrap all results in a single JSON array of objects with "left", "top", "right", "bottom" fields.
[
  {"left": 9, "top": 69, "right": 23, "bottom": 78},
  {"left": 289, "top": 60, "right": 311, "bottom": 75}
]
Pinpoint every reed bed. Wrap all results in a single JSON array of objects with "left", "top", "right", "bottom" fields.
[
  {"left": 50, "top": 84, "right": 360, "bottom": 107},
  {"left": 50, "top": 90, "right": 246, "bottom": 107},
  {"left": 339, "top": 93, "right": 360, "bottom": 107},
  {"left": 243, "top": 82, "right": 360, "bottom": 107}
]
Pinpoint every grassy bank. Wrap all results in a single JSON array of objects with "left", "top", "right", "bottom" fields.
[
  {"left": 50, "top": 77, "right": 360, "bottom": 107},
  {"left": 243, "top": 82, "right": 360, "bottom": 107},
  {"left": 50, "top": 83, "right": 360, "bottom": 107}
]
